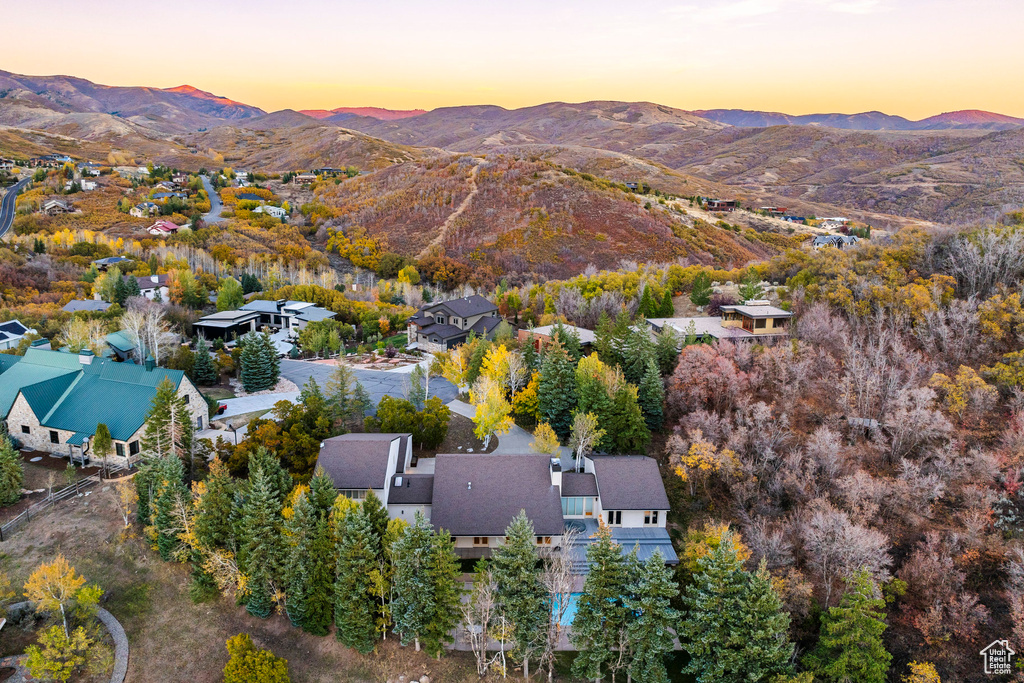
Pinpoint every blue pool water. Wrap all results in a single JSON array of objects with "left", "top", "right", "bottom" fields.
[{"left": 555, "top": 593, "right": 583, "bottom": 625}]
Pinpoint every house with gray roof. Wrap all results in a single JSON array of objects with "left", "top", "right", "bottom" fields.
[
  {"left": 0, "top": 320, "right": 36, "bottom": 351},
  {"left": 317, "top": 438, "right": 677, "bottom": 569},
  {"left": 407, "top": 294, "right": 503, "bottom": 351},
  {"left": 0, "top": 348, "right": 205, "bottom": 464},
  {"left": 193, "top": 309, "right": 260, "bottom": 342},
  {"left": 648, "top": 300, "right": 793, "bottom": 342},
  {"left": 62, "top": 300, "right": 112, "bottom": 314},
  {"left": 239, "top": 299, "right": 337, "bottom": 332}
]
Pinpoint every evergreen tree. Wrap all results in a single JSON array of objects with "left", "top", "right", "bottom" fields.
[
  {"left": 739, "top": 272, "right": 764, "bottom": 302},
  {"left": 638, "top": 286, "right": 656, "bottom": 318},
  {"left": 610, "top": 309, "right": 632, "bottom": 367},
  {"left": 553, "top": 323, "right": 581, "bottom": 363},
  {"left": 248, "top": 447, "right": 293, "bottom": 502},
  {"left": 537, "top": 339, "right": 577, "bottom": 441},
  {"left": 334, "top": 505, "right": 379, "bottom": 654},
  {"left": 193, "top": 338, "right": 217, "bottom": 386},
  {"left": 521, "top": 334, "right": 539, "bottom": 371},
  {"left": 690, "top": 271, "right": 713, "bottom": 308},
  {"left": 362, "top": 490, "right": 390, "bottom": 546},
  {"left": 299, "top": 469, "right": 340, "bottom": 635},
  {"left": 465, "top": 338, "right": 491, "bottom": 387},
  {"left": 593, "top": 311, "right": 617, "bottom": 367},
  {"left": 123, "top": 275, "right": 141, "bottom": 300},
  {"left": 391, "top": 513, "right": 434, "bottom": 651},
  {"left": 571, "top": 523, "right": 630, "bottom": 681},
  {"left": 151, "top": 455, "right": 188, "bottom": 561},
  {"left": 113, "top": 275, "right": 129, "bottom": 306},
  {"left": 625, "top": 550, "right": 680, "bottom": 683},
  {"left": 679, "top": 533, "right": 795, "bottom": 683},
  {"left": 654, "top": 326, "right": 680, "bottom": 375},
  {"left": 492, "top": 511, "right": 547, "bottom": 679},
  {"left": 638, "top": 356, "right": 666, "bottom": 431},
  {"left": 609, "top": 383, "right": 650, "bottom": 454},
  {"left": 804, "top": 569, "right": 892, "bottom": 683},
  {"left": 240, "top": 332, "right": 277, "bottom": 393},
  {"left": 623, "top": 319, "right": 655, "bottom": 386},
  {"left": 238, "top": 463, "right": 285, "bottom": 619},
  {"left": 0, "top": 430, "right": 25, "bottom": 507},
  {"left": 658, "top": 289, "right": 675, "bottom": 317},
  {"left": 421, "top": 529, "right": 462, "bottom": 657},
  {"left": 284, "top": 488, "right": 317, "bottom": 629}
]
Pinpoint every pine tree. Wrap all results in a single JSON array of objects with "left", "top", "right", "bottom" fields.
[
  {"left": 658, "top": 289, "right": 675, "bottom": 317},
  {"left": 594, "top": 311, "right": 617, "bottom": 366},
  {"left": 522, "top": 334, "right": 539, "bottom": 371},
  {"left": 492, "top": 511, "right": 547, "bottom": 679},
  {"left": 124, "top": 275, "right": 141, "bottom": 300},
  {"left": 239, "top": 463, "right": 284, "bottom": 619},
  {"left": 610, "top": 309, "right": 632, "bottom": 367},
  {"left": 264, "top": 330, "right": 281, "bottom": 387},
  {"left": 690, "top": 271, "right": 713, "bottom": 308},
  {"left": 638, "top": 286, "right": 655, "bottom": 318},
  {"left": 553, "top": 323, "right": 581, "bottom": 363},
  {"left": 739, "top": 272, "right": 764, "bottom": 302},
  {"left": 193, "top": 338, "right": 217, "bottom": 386},
  {"left": 571, "top": 522, "right": 630, "bottom": 681},
  {"left": 625, "top": 550, "right": 680, "bottom": 683},
  {"left": 421, "top": 529, "right": 462, "bottom": 657},
  {"left": 679, "top": 532, "right": 795, "bottom": 683},
  {"left": 240, "top": 332, "right": 272, "bottom": 393},
  {"left": 362, "top": 490, "right": 390, "bottom": 547},
  {"left": 654, "top": 326, "right": 680, "bottom": 375},
  {"left": 804, "top": 569, "right": 892, "bottom": 683},
  {"left": 284, "top": 488, "right": 317, "bottom": 629},
  {"left": 334, "top": 505, "right": 379, "bottom": 654},
  {"left": 0, "top": 431, "right": 25, "bottom": 507},
  {"left": 638, "top": 356, "right": 666, "bottom": 431},
  {"left": 609, "top": 383, "right": 650, "bottom": 454},
  {"left": 151, "top": 455, "right": 188, "bottom": 561},
  {"left": 248, "top": 447, "right": 293, "bottom": 502},
  {"left": 623, "top": 319, "right": 655, "bottom": 386},
  {"left": 391, "top": 513, "right": 434, "bottom": 651},
  {"left": 537, "top": 339, "right": 577, "bottom": 441}
]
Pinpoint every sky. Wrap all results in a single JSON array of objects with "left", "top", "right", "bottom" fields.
[{"left": 4, "top": 0, "right": 1023, "bottom": 119}]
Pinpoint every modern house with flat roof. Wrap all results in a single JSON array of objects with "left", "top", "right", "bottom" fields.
[
  {"left": 240, "top": 299, "right": 337, "bottom": 332},
  {"left": 0, "top": 348, "right": 205, "bottom": 464},
  {"left": 193, "top": 309, "right": 260, "bottom": 341},
  {"left": 649, "top": 300, "right": 793, "bottom": 341},
  {"left": 518, "top": 324, "right": 596, "bottom": 353},
  {"left": 317, "top": 437, "right": 677, "bottom": 569},
  {"left": 407, "top": 294, "right": 503, "bottom": 351}
]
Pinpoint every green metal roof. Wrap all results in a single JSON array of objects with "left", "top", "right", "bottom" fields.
[
  {"left": 105, "top": 331, "right": 134, "bottom": 354},
  {"left": 1, "top": 348, "right": 190, "bottom": 443},
  {"left": 66, "top": 432, "right": 88, "bottom": 446}
]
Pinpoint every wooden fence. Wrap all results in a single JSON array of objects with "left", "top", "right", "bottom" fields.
[{"left": 0, "top": 471, "right": 104, "bottom": 542}]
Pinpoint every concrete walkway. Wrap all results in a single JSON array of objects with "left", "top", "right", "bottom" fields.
[{"left": 446, "top": 400, "right": 536, "bottom": 454}]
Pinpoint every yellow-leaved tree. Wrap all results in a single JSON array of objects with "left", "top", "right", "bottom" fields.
[
  {"left": 929, "top": 365, "right": 998, "bottom": 422},
  {"left": 902, "top": 661, "right": 942, "bottom": 683},
  {"left": 469, "top": 376, "right": 513, "bottom": 450},
  {"left": 530, "top": 422, "right": 561, "bottom": 457},
  {"left": 668, "top": 429, "right": 739, "bottom": 497},
  {"left": 23, "top": 554, "right": 99, "bottom": 637},
  {"left": 682, "top": 522, "right": 752, "bottom": 575}
]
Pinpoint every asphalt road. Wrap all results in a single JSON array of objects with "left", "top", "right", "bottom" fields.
[
  {"left": 200, "top": 175, "right": 224, "bottom": 224},
  {"left": 0, "top": 177, "right": 30, "bottom": 238},
  {"left": 279, "top": 359, "right": 459, "bottom": 408}
]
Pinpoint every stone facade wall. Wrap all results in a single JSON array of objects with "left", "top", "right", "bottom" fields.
[
  {"left": 176, "top": 377, "right": 208, "bottom": 431},
  {"left": 7, "top": 394, "right": 76, "bottom": 454}
]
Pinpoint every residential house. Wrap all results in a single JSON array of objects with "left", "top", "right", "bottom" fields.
[
  {"left": 235, "top": 192, "right": 265, "bottom": 203},
  {"left": 62, "top": 300, "right": 112, "bottom": 314},
  {"left": 153, "top": 181, "right": 180, "bottom": 193},
  {"left": 781, "top": 216, "right": 806, "bottom": 223},
  {"left": 759, "top": 206, "right": 787, "bottom": 216},
  {"left": 171, "top": 173, "right": 190, "bottom": 185},
  {"left": 130, "top": 202, "right": 159, "bottom": 218},
  {"left": 239, "top": 299, "right": 336, "bottom": 332},
  {"left": 152, "top": 191, "right": 187, "bottom": 201},
  {"left": 147, "top": 219, "right": 181, "bottom": 236},
  {"left": 0, "top": 158, "right": 15, "bottom": 171},
  {"left": 406, "top": 294, "right": 503, "bottom": 351},
  {"left": 812, "top": 234, "right": 860, "bottom": 250},
  {"left": 91, "top": 256, "right": 132, "bottom": 270},
  {"left": 706, "top": 199, "right": 737, "bottom": 212},
  {"left": 103, "top": 273, "right": 171, "bottom": 302},
  {"left": 77, "top": 162, "right": 103, "bottom": 176},
  {"left": 253, "top": 205, "right": 287, "bottom": 219},
  {"left": 114, "top": 166, "right": 149, "bottom": 180},
  {"left": 104, "top": 331, "right": 137, "bottom": 361},
  {"left": 193, "top": 309, "right": 261, "bottom": 341},
  {"left": 66, "top": 179, "right": 97, "bottom": 191},
  {"left": 39, "top": 198, "right": 74, "bottom": 215},
  {"left": 28, "top": 155, "right": 73, "bottom": 168},
  {"left": 0, "top": 320, "right": 35, "bottom": 351},
  {"left": 317, "top": 439, "right": 677, "bottom": 566},
  {"left": 295, "top": 173, "right": 317, "bottom": 185},
  {"left": 648, "top": 300, "right": 793, "bottom": 341},
  {"left": 0, "top": 348, "right": 205, "bottom": 464},
  {"left": 518, "top": 324, "right": 596, "bottom": 354}
]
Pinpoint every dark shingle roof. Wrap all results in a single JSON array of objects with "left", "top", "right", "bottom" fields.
[
  {"left": 62, "top": 300, "right": 112, "bottom": 313},
  {"left": 421, "top": 294, "right": 497, "bottom": 319},
  {"left": 416, "top": 323, "right": 466, "bottom": 340},
  {"left": 470, "top": 315, "right": 503, "bottom": 337},
  {"left": 591, "top": 456, "right": 670, "bottom": 510},
  {"left": 431, "top": 454, "right": 564, "bottom": 537},
  {"left": 387, "top": 474, "right": 434, "bottom": 504},
  {"left": 317, "top": 433, "right": 405, "bottom": 491},
  {"left": 561, "top": 472, "right": 598, "bottom": 497}
]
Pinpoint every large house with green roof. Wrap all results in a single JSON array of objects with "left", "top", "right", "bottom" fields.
[{"left": 0, "top": 348, "right": 205, "bottom": 464}]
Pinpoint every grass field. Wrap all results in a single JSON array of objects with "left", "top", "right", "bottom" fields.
[{"left": 0, "top": 487, "right": 482, "bottom": 683}]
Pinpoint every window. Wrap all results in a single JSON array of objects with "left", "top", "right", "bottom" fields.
[
  {"left": 116, "top": 443, "right": 125, "bottom": 457},
  {"left": 183, "top": 394, "right": 189, "bottom": 405},
  {"left": 337, "top": 489, "right": 368, "bottom": 501},
  {"left": 196, "top": 416, "right": 203, "bottom": 429},
  {"left": 21, "top": 425, "right": 30, "bottom": 434},
  {"left": 536, "top": 536, "right": 552, "bottom": 545},
  {"left": 49, "top": 430, "right": 59, "bottom": 444},
  {"left": 644, "top": 511, "right": 660, "bottom": 525},
  {"left": 607, "top": 510, "right": 621, "bottom": 526},
  {"left": 473, "top": 537, "right": 489, "bottom": 546},
  {"left": 755, "top": 318, "right": 767, "bottom": 329},
  {"left": 129, "top": 441, "right": 140, "bottom": 456},
  {"left": 435, "top": 316, "right": 446, "bottom": 325}
]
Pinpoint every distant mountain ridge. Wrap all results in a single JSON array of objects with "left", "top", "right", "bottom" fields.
[
  {"left": 691, "top": 108, "right": 1024, "bottom": 131},
  {"left": 299, "top": 106, "right": 427, "bottom": 121}
]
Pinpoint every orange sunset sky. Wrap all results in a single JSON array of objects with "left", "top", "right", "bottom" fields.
[{"left": 4, "top": 0, "right": 1023, "bottom": 119}]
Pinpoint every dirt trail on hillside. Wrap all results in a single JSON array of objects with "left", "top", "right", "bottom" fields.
[{"left": 417, "top": 162, "right": 480, "bottom": 259}]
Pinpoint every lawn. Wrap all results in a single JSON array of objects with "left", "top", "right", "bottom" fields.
[
  {"left": 0, "top": 487, "right": 482, "bottom": 683},
  {"left": 200, "top": 386, "right": 236, "bottom": 402}
]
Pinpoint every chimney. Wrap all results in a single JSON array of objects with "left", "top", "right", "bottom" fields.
[
  {"left": 144, "top": 354, "right": 155, "bottom": 371},
  {"left": 550, "top": 457, "right": 562, "bottom": 489},
  {"left": 150, "top": 275, "right": 159, "bottom": 283},
  {"left": 78, "top": 349, "right": 94, "bottom": 365}
]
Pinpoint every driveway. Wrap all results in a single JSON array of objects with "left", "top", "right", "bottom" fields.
[
  {"left": 279, "top": 358, "right": 459, "bottom": 407},
  {"left": 0, "top": 177, "right": 30, "bottom": 238},
  {"left": 200, "top": 175, "right": 224, "bottom": 224}
]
